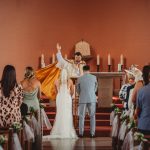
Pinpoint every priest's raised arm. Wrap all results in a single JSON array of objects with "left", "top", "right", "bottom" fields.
[{"left": 56, "top": 43, "right": 85, "bottom": 77}]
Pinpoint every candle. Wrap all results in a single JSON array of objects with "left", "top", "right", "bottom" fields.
[
  {"left": 41, "top": 54, "right": 45, "bottom": 68},
  {"left": 120, "top": 54, "right": 123, "bottom": 65},
  {"left": 52, "top": 53, "right": 55, "bottom": 64},
  {"left": 41, "top": 54, "right": 44, "bottom": 62},
  {"left": 97, "top": 54, "right": 100, "bottom": 65},
  {"left": 108, "top": 54, "right": 111, "bottom": 65},
  {"left": 65, "top": 54, "right": 67, "bottom": 59},
  {"left": 118, "top": 64, "right": 122, "bottom": 72}
]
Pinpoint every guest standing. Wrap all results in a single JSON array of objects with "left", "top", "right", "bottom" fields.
[
  {"left": 21, "top": 66, "right": 41, "bottom": 115},
  {"left": 21, "top": 66, "right": 42, "bottom": 150},
  {"left": 131, "top": 68, "right": 143, "bottom": 105},
  {"left": 136, "top": 65, "right": 150, "bottom": 134},
  {"left": 0, "top": 65, "right": 23, "bottom": 127}
]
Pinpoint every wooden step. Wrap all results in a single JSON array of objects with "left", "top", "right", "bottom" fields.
[
  {"left": 49, "top": 119, "right": 110, "bottom": 126},
  {"left": 46, "top": 112, "right": 110, "bottom": 120},
  {"left": 43, "top": 106, "right": 112, "bottom": 113},
  {"left": 41, "top": 97, "right": 112, "bottom": 138},
  {"left": 43, "top": 126, "right": 111, "bottom": 137}
]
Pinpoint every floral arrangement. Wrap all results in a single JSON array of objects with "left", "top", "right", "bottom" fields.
[
  {"left": 0, "top": 135, "right": 6, "bottom": 146},
  {"left": 40, "top": 103, "right": 45, "bottom": 109},
  {"left": 120, "top": 111, "right": 129, "bottom": 123},
  {"left": 110, "top": 103, "right": 117, "bottom": 111},
  {"left": 29, "top": 106, "right": 39, "bottom": 120},
  {"left": 127, "top": 118, "right": 136, "bottom": 130},
  {"left": 29, "top": 106, "right": 36, "bottom": 115},
  {"left": 110, "top": 103, "right": 122, "bottom": 115},
  {"left": 22, "top": 115, "right": 30, "bottom": 124},
  {"left": 134, "top": 132, "right": 148, "bottom": 142},
  {"left": 11, "top": 122, "right": 22, "bottom": 133},
  {"left": 114, "top": 107, "right": 121, "bottom": 115}
]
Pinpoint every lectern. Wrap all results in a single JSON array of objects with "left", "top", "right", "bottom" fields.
[{"left": 91, "top": 72, "right": 125, "bottom": 107}]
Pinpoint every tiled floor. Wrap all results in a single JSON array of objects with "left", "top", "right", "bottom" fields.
[{"left": 43, "top": 137, "right": 112, "bottom": 150}]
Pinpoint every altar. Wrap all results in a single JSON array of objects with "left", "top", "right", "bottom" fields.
[{"left": 91, "top": 72, "right": 125, "bottom": 107}]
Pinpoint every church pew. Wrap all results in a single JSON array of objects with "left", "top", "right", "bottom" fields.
[
  {"left": 0, "top": 128, "right": 13, "bottom": 150},
  {"left": 0, "top": 133, "right": 8, "bottom": 150},
  {"left": 25, "top": 110, "right": 42, "bottom": 150},
  {"left": 112, "top": 112, "right": 122, "bottom": 149}
]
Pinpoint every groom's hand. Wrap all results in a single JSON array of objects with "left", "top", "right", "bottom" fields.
[{"left": 56, "top": 43, "right": 61, "bottom": 53}]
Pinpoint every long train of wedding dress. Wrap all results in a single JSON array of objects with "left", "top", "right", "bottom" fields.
[{"left": 43, "top": 83, "right": 78, "bottom": 140}]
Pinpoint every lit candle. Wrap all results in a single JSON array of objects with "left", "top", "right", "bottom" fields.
[
  {"left": 52, "top": 53, "right": 55, "bottom": 64},
  {"left": 120, "top": 54, "right": 123, "bottom": 65},
  {"left": 108, "top": 53, "right": 111, "bottom": 65},
  {"left": 97, "top": 54, "right": 100, "bottom": 65},
  {"left": 65, "top": 54, "right": 67, "bottom": 59}
]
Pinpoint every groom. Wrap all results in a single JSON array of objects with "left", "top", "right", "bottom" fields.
[{"left": 76, "top": 65, "right": 98, "bottom": 137}]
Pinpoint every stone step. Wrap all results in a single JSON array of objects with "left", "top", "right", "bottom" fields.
[{"left": 43, "top": 126, "right": 111, "bottom": 137}]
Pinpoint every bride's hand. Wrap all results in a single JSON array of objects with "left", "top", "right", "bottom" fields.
[{"left": 56, "top": 43, "right": 61, "bottom": 52}]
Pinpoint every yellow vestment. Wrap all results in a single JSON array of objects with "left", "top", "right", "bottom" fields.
[
  {"left": 36, "top": 55, "right": 85, "bottom": 100},
  {"left": 35, "top": 63, "right": 61, "bottom": 100}
]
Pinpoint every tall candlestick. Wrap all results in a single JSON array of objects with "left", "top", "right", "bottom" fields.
[
  {"left": 97, "top": 54, "right": 100, "bottom": 65},
  {"left": 52, "top": 53, "right": 55, "bottom": 64},
  {"left": 120, "top": 54, "right": 123, "bottom": 65},
  {"left": 108, "top": 53, "right": 111, "bottom": 65}
]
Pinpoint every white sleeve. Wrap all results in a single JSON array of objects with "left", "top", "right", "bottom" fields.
[
  {"left": 56, "top": 51, "right": 66, "bottom": 69},
  {"left": 56, "top": 51, "right": 64, "bottom": 62},
  {"left": 56, "top": 52, "right": 80, "bottom": 77}
]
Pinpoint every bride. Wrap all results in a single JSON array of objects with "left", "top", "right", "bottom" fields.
[{"left": 43, "top": 69, "right": 78, "bottom": 139}]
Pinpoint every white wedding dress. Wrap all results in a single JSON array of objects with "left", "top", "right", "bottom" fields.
[{"left": 43, "top": 70, "right": 78, "bottom": 140}]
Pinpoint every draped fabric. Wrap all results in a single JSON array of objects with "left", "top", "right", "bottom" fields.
[
  {"left": 35, "top": 63, "right": 61, "bottom": 100},
  {"left": 41, "top": 109, "right": 52, "bottom": 129},
  {"left": 0, "top": 146, "right": 3, "bottom": 150},
  {"left": 122, "top": 130, "right": 134, "bottom": 150},
  {"left": 112, "top": 115, "right": 119, "bottom": 137},
  {"left": 23, "top": 121, "right": 34, "bottom": 141},
  {"left": 12, "top": 133, "right": 22, "bottom": 150},
  {"left": 118, "top": 121, "right": 127, "bottom": 140},
  {"left": 110, "top": 111, "right": 115, "bottom": 125}
]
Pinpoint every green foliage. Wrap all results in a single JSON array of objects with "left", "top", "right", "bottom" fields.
[
  {"left": 29, "top": 106, "right": 35, "bottom": 114},
  {"left": 127, "top": 119, "right": 136, "bottom": 130},
  {"left": 11, "top": 122, "right": 22, "bottom": 133},
  {"left": 134, "top": 132, "right": 148, "bottom": 142},
  {"left": 114, "top": 107, "right": 121, "bottom": 115},
  {"left": 120, "top": 111, "right": 129, "bottom": 123},
  {"left": 0, "top": 135, "right": 5, "bottom": 145}
]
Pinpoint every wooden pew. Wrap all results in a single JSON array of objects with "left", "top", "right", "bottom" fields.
[{"left": 0, "top": 128, "right": 13, "bottom": 150}]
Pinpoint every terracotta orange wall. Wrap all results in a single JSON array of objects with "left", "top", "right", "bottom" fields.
[{"left": 0, "top": 0, "right": 150, "bottom": 82}]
